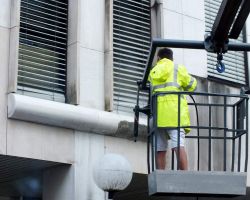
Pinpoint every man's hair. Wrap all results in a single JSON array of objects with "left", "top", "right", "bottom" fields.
[{"left": 157, "top": 48, "right": 173, "bottom": 61}]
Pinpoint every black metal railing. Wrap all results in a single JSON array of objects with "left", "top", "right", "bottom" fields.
[{"left": 148, "top": 91, "right": 248, "bottom": 174}]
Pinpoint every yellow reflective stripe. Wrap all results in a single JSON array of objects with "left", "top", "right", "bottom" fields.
[
  {"left": 158, "top": 92, "right": 185, "bottom": 99},
  {"left": 185, "top": 77, "right": 195, "bottom": 91},
  {"left": 152, "top": 64, "right": 181, "bottom": 91},
  {"left": 152, "top": 82, "right": 181, "bottom": 90}
]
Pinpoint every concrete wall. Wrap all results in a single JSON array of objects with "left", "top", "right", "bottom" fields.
[
  {"left": 162, "top": 0, "right": 207, "bottom": 78},
  {"left": 0, "top": 0, "right": 249, "bottom": 199},
  {"left": 0, "top": 0, "right": 11, "bottom": 155},
  {"left": 0, "top": 0, "right": 211, "bottom": 168},
  {"left": 0, "top": 0, "right": 75, "bottom": 164},
  {"left": 78, "top": 0, "right": 105, "bottom": 109},
  {"left": 42, "top": 131, "right": 148, "bottom": 200},
  {"left": 0, "top": 1, "right": 147, "bottom": 198}
]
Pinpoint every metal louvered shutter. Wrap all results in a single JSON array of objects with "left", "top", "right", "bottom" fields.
[
  {"left": 17, "top": 0, "right": 68, "bottom": 102},
  {"left": 113, "top": 0, "right": 151, "bottom": 113},
  {"left": 205, "top": 0, "right": 247, "bottom": 85}
]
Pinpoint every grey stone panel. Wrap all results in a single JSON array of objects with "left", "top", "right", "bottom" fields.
[{"left": 148, "top": 170, "right": 247, "bottom": 196}]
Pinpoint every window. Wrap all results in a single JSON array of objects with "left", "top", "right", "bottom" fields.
[
  {"left": 112, "top": 0, "right": 151, "bottom": 113},
  {"left": 17, "top": 0, "right": 68, "bottom": 102},
  {"left": 205, "top": 0, "right": 247, "bottom": 85}
]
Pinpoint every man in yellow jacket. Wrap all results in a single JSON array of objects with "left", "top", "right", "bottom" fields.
[{"left": 149, "top": 48, "right": 197, "bottom": 170}]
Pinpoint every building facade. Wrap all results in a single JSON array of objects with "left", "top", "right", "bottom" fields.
[{"left": 0, "top": 0, "right": 249, "bottom": 199}]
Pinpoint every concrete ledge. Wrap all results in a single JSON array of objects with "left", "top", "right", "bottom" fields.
[
  {"left": 148, "top": 170, "right": 247, "bottom": 196},
  {"left": 8, "top": 93, "right": 147, "bottom": 140}
]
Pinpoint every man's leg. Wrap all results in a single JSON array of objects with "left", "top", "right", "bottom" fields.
[
  {"left": 156, "top": 151, "right": 166, "bottom": 169},
  {"left": 173, "top": 147, "right": 188, "bottom": 170},
  {"left": 156, "top": 130, "right": 168, "bottom": 169},
  {"left": 169, "top": 129, "right": 188, "bottom": 170}
]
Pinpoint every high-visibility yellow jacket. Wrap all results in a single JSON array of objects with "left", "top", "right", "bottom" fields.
[{"left": 148, "top": 58, "right": 197, "bottom": 133}]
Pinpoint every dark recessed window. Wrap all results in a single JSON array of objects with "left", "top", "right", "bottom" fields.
[
  {"left": 113, "top": 0, "right": 151, "bottom": 113},
  {"left": 18, "top": 0, "right": 68, "bottom": 102}
]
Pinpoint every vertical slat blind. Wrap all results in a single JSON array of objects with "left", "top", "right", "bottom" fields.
[
  {"left": 205, "top": 0, "right": 246, "bottom": 85},
  {"left": 17, "top": 0, "right": 68, "bottom": 102},
  {"left": 113, "top": 0, "right": 151, "bottom": 113}
]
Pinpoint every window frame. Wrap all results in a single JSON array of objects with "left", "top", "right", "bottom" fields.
[
  {"left": 8, "top": 0, "right": 80, "bottom": 105},
  {"left": 104, "top": 0, "right": 152, "bottom": 113}
]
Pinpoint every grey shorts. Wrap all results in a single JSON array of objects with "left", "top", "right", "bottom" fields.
[{"left": 156, "top": 129, "right": 185, "bottom": 151}]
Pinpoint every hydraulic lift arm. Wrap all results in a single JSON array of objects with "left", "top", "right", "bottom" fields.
[
  {"left": 134, "top": 0, "right": 250, "bottom": 141},
  {"left": 140, "top": 0, "right": 250, "bottom": 89}
]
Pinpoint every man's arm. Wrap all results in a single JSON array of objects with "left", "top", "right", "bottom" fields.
[{"left": 178, "top": 65, "right": 197, "bottom": 92}]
